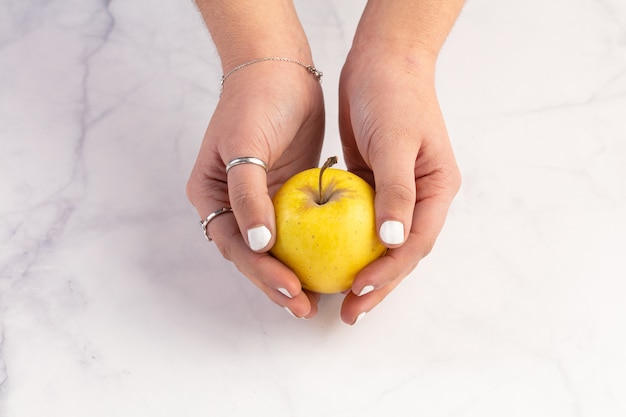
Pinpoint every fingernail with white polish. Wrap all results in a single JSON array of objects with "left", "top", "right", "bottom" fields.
[
  {"left": 284, "top": 306, "right": 299, "bottom": 319},
  {"left": 247, "top": 225, "right": 272, "bottom": 251},
  {"left": 380, "top": 220, "right": 404, "bottom": 246},
  {"left": 353, "top": 312, "right": 367, "bottom": 325},
  {"left": 278, "top": 287, "right": 293, "bottom": 299},
  {"left": 357, "top": 285, "right": 375, "bottom": 297}
]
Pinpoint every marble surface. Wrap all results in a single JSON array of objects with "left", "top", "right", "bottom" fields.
[{"left": 1, "top": 0, "right": 626, "bottom": 415}]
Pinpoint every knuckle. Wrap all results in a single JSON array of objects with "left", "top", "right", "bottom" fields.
[
  {"left": 214, "top": 229, "right": 241, "bottom": 262},
  {"left": 451, "top": 169, "right": 462, "bottom": 194},
  {"left": 229, "top": 182, "right": 265, "bottom": 211},
  {"left": 380, "top": 181, "right": 415, "bottom": 207},
  {"left": 407, "top": 230, "right": 436, "bottom": 260},
  {"left": 419, "top": 239, "right": 435, "bottom": 259},
  {"left": 185, "top": 176, "right": 203, "bottom": 205},
  {"left": 186, "top": 170, "right": 226, "bottom": 207},
  {"left": 439, "top": 163, "right": 462, "bottom": 193},
  {"left": 185, "top": 169, "right": 200, "bottom": 199},
  {"left": 216, "top": 241, "right": 232, "bottom": 262},
  {"left": 218, "top": 240, "right": 234, "bottom": 262}
]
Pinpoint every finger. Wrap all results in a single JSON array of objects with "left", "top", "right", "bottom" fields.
[
  {"left": 225, "top": 158, "right": 276, "bottom": 252},
  {"left": 210, "top": 215, "right": 313, "bottom": 318},
  {"left": 186, "top": 152, "right": 232, "bottom": 242},
  {"left": 341, "top": 277, "right": 403, "bottom": 325},
  {"left": 342, "top": 196, "right": 455, "bottom": 325},
  {"left": 187, "top": 167, "right": 311, "bottom": 318},
  {"left": 369, "top": 139, "right": 419, "bottom": 248},
  {"left": 302, "top": 291, "right": 321, "bottom": 320},
  {"left": 209, "top": 212, "right": 298, "bottom": 294},
  {"left": 349, "top": 184, "right": 457, "bottom": 296}
]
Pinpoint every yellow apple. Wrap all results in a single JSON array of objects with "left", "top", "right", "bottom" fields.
[{"left": 270, "top": 157, "right": 387, "bottom": 294}]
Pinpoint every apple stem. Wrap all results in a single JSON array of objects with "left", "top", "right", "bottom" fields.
[{"left": 318, "top": 156, "right": 338, "bottom": 204}]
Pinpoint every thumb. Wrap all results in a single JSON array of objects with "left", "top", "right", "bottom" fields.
[
  {"left": 225, "top": 153, "right": 276, "bottom": 252},
  {"left": 370, "top": 143, "right": 418, "bottom": 248}
]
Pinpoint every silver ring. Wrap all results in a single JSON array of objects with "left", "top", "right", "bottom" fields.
[
  {"left": 200, "top": 208, "right": 233, "bottom": 241},
  {"left": 225, "top": 157, "right": 268, "bottom": 174}
]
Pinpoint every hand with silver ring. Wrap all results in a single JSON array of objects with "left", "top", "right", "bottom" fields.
[
  {"left": 190, "top": 0, "right": 463, "bottom": 325},
  {"left": 186, "top": 7, "right": 325, "bottom": 320}
]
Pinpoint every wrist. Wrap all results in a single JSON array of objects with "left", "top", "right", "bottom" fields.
[
  {"left": 344, "top": 41, "right": 437, "bottom": 90},
  {"left": 195, "top": 0, "right": 313, "bottom": 72},
  {"left": 350, "top": 0, "right": 464, "bottom": 64},
  {"left": 216, "top": 27, "right": 313, "bottom": 72}
]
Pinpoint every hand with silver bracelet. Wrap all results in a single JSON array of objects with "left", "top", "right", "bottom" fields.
[
  {"left": 187, "top": 0, "right": 325, "bottom": 319},
  {"left": 188, "top": 0, "right": 464, "bottom": 325}
]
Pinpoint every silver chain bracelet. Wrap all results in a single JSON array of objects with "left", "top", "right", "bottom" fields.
[{"left": 220, "top": 57, "right": 323, "bottom": 91}]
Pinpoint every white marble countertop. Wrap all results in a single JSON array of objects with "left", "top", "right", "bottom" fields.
[{"left": 2, "top": 1, "right": 626, "bottom": 416}]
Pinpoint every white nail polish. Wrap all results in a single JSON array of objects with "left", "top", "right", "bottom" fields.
[
  {"left": 380, "top": 220, "right": 404, "bottom": 245},
  {"left": 284, "top": 306, "right": 298, "bottom": 319},
  {"left": 353, "top": 312, "right": 367, "bottom": 325},
  {"left": 247, "top": 225, "right": 272, "bottom": 251},
  {"left": 357, "top": 285, "right": 375, "bottom": 297},
  {"left": 278, "top": 287, "right": 293, "bottom": 298}
]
